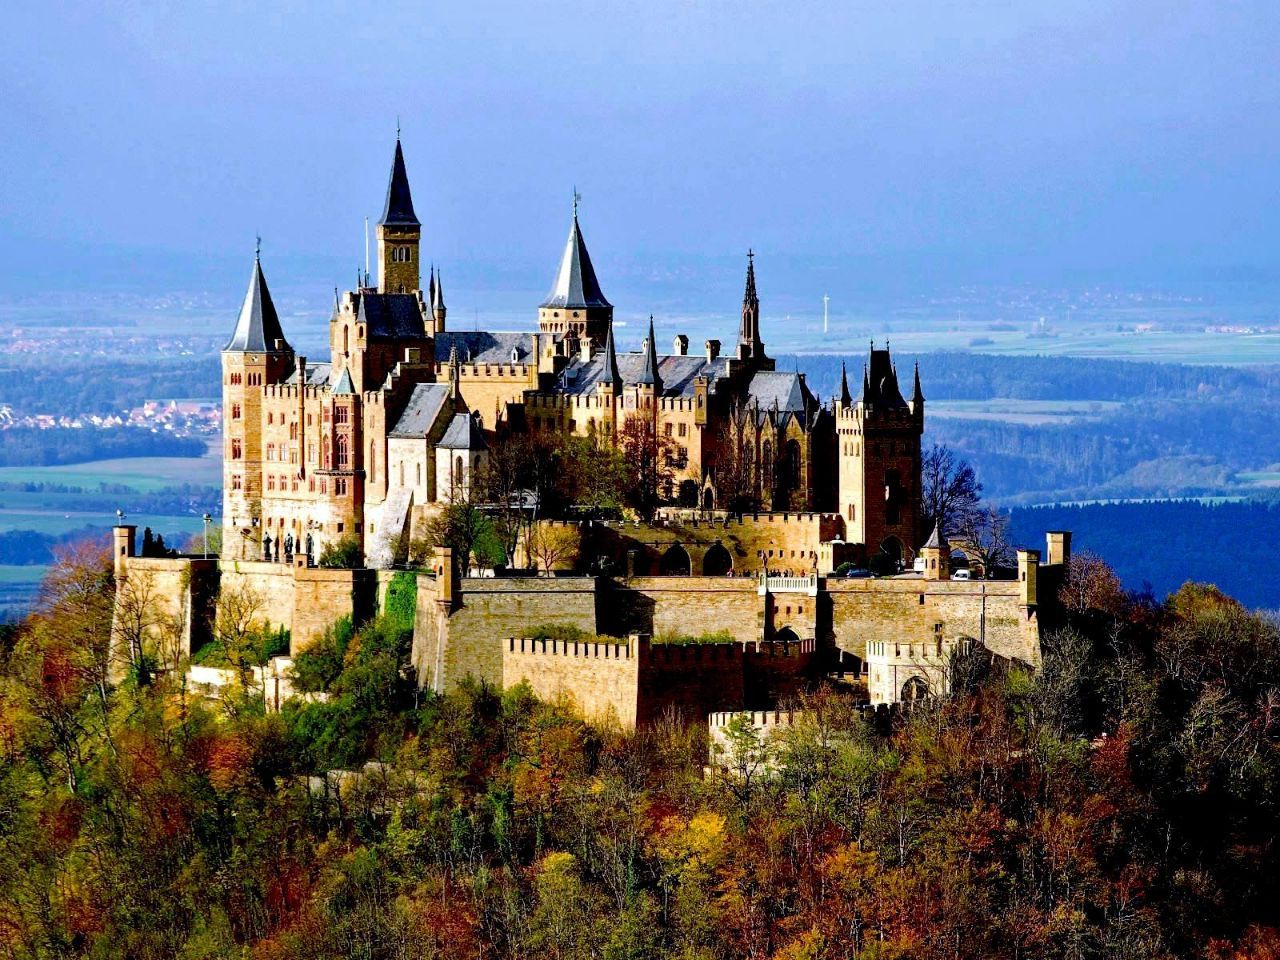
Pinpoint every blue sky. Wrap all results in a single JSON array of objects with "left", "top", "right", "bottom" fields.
[{"left": 2, "top": 1, "right": 1279, "bottom": 309}]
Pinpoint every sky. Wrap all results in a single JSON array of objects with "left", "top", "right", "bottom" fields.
[{"left": 3, "top": 1, "right": 1280, "bottom": 318}]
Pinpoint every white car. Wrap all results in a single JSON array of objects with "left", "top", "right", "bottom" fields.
[{"left": 952, "top": 569, "right": 972, "bottom": 580}]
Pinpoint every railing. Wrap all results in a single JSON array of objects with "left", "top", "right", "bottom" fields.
[{"left": 763, "top": 573, "right": 819, "bottom": 594}]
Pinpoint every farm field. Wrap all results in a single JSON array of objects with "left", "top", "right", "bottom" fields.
[
  {"left": 927, "top": 399, "right": 1121, "bottom": 425},
  {"left": 0, "top": 454, "right": 222, "bottom": 492},
  {"left": 0, "top": 565, "right": 47, "bottom": 620}
]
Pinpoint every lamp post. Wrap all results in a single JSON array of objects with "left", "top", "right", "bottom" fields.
[{"left": 202, "top": 513, "right": 212, "bottom": 559}]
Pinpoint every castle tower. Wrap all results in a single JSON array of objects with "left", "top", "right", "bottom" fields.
[
  {"left": 835, "top": 342, "right": 924, "bottom": 568},
  {"left": 377, "top": 136, "right": 421, "bottom": 294},
  {"left": 738, "top": 249, "right": 766, "bottom": 361},
  {"left": 596, "top": 319, "right": 623, "bottom": 438},
  {"left": 919, "top": 523, "right": 949, "bottom": 580},
  {"left": 222, "top": 247, "right": 294, "bottom": 560},
  {"left": 634, "top": 315, "right": 663, "bottom": 417},
  {"left": 538, "top": 195, "right": 612, "bottom": 347},
  {"left": 431, "top": 266, "right": 447, "bottom": 328}
]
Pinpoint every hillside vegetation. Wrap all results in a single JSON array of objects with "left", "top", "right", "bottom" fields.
[{"left": 1, "top": 549, "right": 1280, "bottom": 957}]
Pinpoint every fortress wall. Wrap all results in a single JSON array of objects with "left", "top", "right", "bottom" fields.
[
  {"left": 744, "top": 638, "right": 818, "bottom": 706},
  {"left": 215, "top": 560, "right": 368, "bottom": 653},
  {"left": 114, "top": 556, "right": 219, "bottom": 660},
  {"left": 827, "top": 578, "right": 1039, "bottom": 666},
  {"left": 607, "top": 577, "right": 761, "bottom": 641},
  {"left": 637, "top": 641, "right": 746, "bottom": 726},
  {"left": 502, "top": 637, "right": 640, "bottom": 729},
  {"left": 418, "top": 576, "right": 600, "bottom": 690}
]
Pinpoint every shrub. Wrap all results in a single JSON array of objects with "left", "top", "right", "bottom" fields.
[{"left": 318, "top": 534, "right": 362, "bottom": 569}]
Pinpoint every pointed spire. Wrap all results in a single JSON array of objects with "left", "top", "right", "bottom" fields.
[
  {"left": 924, "top": 521, "right": 947, "bottom": 549},
  {"left": 378, "top": 137, "right": 419, "bottom": 226},
  {"left": 224, "top": 247, "right": 289, "bottom": 353},
  {"left": 839, "top": 361, "right": 852, "bottom": 407},
  {"left": 448, "top": 343, "right": 461, "bottom": 400},
  {"left": 739, "top": 249, "right": 764, "bottom": 358},
  {"left": 602, "top": 319, "right": 622, "bottom": 389},
  {"left": 912, "top": 361, "right": 925, "bottom": 405},
  {"left": 637, "top": 315, "right": 661, "bottom": 389},
  {"left": 432, "top": 268, "right": 445, "bottom": 312},
  {"left": 330, "top": 287, "right": 341, "bottom": 323},
  {"left": 862, "top": 364, "right": 871, "bottom": 402},
  {"left": 541, "top": 199, "right": 611, "bottom": 309},
  {"left": 428, "top": 264, "right": 436, "bottom": 304}
]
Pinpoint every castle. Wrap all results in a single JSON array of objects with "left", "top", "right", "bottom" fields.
[
  {"left": 110, "top": 135, "right": 1074, "bottom": 726},
  {"left": 220, "top": 137, "right": 922, "bottom": 571}
]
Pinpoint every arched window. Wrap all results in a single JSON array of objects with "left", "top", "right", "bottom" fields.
[
  {"left": 369, "top": 441, "right": 376, "bottom": 481},
  {"left": 454, "top": 456, "right": 464, "bottom": 490},
  {"left": 343, "top": 326, "right": 349, "bottom": 355},
  {"left": 762, "top": 441, "right": 773, "bottom": 492},
  {"left": 336, "top": 434, "right": 349, "bottom": 469}
]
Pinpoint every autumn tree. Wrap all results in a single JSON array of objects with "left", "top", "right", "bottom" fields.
[
  {"left": 524, "top": 523, "right": 581, "bottom": 575},
  {"left": 921, "top": 442, "right": 983, "bottom": 537},
  {"left": 618, "top": 415, "right": 677, "bottom": 520}
]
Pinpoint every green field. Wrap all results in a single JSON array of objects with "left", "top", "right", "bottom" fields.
[
  {"left": 928, "top": 399, "right": 1122, "bottom": 425},
  {"left": 0, "top": 565, "right": 47, "bottom": 618},
  {"left": 0, "top": 455, "right": 222, "bottom": 492}
]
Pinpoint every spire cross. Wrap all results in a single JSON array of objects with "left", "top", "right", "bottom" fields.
[
  {"left": 747, "top": 248, "right": 754, "bottom": 263},
  {"left": 255, "top": 234, "right": 261, "bottom": 260},
  {"left": 572, "top": 187, "right": 581, "bottom": 218},
  {"left": 396, "top": 115, "right": 401, "bottom": 139}
]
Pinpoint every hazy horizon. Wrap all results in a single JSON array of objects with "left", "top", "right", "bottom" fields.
[{"left": 4, "top": 2, "right": 1280, "bottom": 312}]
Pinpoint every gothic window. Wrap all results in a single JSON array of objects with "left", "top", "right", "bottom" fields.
[
  {"left": 266, "top": 443, "right": 275, "bottom": 461},
  {"left": 289, "top": 422, "right": 298, "bottom": 440},
  {"left": 336, "top": 434, "right": 349, "bottom": 469},
  {"left": 230, "top": 439, "right": 242, "bottom": 460},
  {"left": 231, "top": 403, "right": 241, "bottom": 420},
  {"left": 267, "top": 476, "right": 275, "bottom": 492},
  {"left": 762, "top": 441, "right": 773, "bottom": 491},
  {"left": 231, "top": 474, "right": 243, "bottom": 491},
  {"left": 334, "top": 407, "right": 348, "bottom": 425}
]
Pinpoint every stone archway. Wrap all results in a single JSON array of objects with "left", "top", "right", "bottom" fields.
[
  {"left": 659, "top": 544, "right": 692, "bottom": 576},
  {"left": 901, "top": 675, "right": 930, "bottom": 703},
  {"left": 702, "top": 486, "right": 715, "bottom": 510},
  {"left": 774, "top": 626, "right": 801, "bottom": 645},
  {"left": 703, "top": 542, "right": 733, "bottom": 576}
]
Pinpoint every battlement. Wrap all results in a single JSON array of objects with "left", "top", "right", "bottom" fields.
[
  {"left": 708, "top": 709, "right": 801, "bottom": 730},
  {"left": 506, "top": 636, "right": 633, "bottom": 659}
]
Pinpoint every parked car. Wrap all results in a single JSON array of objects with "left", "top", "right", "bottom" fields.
[
  {"left": 952, "top": 569, "right": 971, "bottom": 580},
  {"left": 844, "top": 568, "right": 874, "bottom": 579}
]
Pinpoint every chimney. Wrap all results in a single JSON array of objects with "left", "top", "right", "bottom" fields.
[
  {"left": 581, "top": 338, "right": 595, "bottom": 362},
  {"left": 673, "top": 334, "right": 689, "bottom": 356},
  {"left": 705, "top": 339, "right": 721, "bottom": 362}
]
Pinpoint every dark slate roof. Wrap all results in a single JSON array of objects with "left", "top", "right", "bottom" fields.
[
  {"left": 438, "top": 412, "right": 487, "bottom": 450},
  {"left": 356, "top": 292, "right": 427, "bottom": 340},
  {"left": 540, "top": 213, "right": 611, "bottom": 310},
  {"left": 561, "top": 351, "right": 730, "bottom": 397},
  {"left": 747, "top": 370, "right": 811, "bottom": 413},
  {"left": 224, "top": 256, "right": 289, "bottom": 353},
  {"left": 436, "top": 331, "right": 533, "bottom": 365},
  {"left": 389, "top": 383, "right": 451, "bottom": 439},
  {"left": 864, "top": 346, "right": 908, "bottom": 408},
  {"left": 379, "top": 139, "right": 419, "bottom": 226},
  {"left": 332, "top": 367, "right": 356, "bottom": 395},
  {"left": 286, "top": 362, "right": 332, "bottom": 387}
]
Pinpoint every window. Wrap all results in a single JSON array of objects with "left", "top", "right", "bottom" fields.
[
  {"left": 289, "top": 444, "right": 298, "bottom": 465},
  {"left": 664, "top": 423, "right": 673, "bottom": 438},
  {"left": 289, "top": 422, "right": 298, "bottom": 440},
  {"left": 337, "top": 521, "right": 344, "bottom": 532},
  {"left": 230, "top": 439, "right": 243, "bottom": 460},
  {"left": 336, "top": 434, "right": 349, "bottom": 468},
  {"left": 334, "top": 406, "right": 349, "bottom": 425},
  {"left": 335, "top": 479, "right": 347, "bottom": 496},
  {"left": 231, "top": 474, "right": 243, "bottom": 491},
  {"left": 266, "top": 443, "right": 275, "bottom": 461},
  {"left": 267, "top": 412, "right": 274, "bottom": 425},
  {"left": 231, "top": 403, "right": 241, "bottom": 420},
  {"left": 267, "top": 476, "right": 275, "bottom": 491},
  {"left": 678, "top": 422, "right": 687, "bottom": 438}
]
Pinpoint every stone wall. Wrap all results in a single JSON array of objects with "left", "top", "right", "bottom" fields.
[
  {"left": 502, "top": 636, "right": 640, "bottom": 728},
  {"left": 638, "top": 641, "right": 747, "bottom": 725},
  {"left": 607, "top": 577, "right": 762, "bottom": 641},
  {"left": 413, "top": 575, "right": 600, "bottom": 692},
  {"left": 827, "top": 577, "right": 1039, "bottom": 668}
]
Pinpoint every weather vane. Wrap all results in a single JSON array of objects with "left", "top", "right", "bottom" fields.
[{"left": 572, "top": 187, "right": 581, "bottom": 217}]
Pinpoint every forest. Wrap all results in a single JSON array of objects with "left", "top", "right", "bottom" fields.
[
  {"left": 0, "top": 428, "right": 205, "bottom": 468},
  {"left": 1, "top": 546, "right": 1279, "bottom": 957}
]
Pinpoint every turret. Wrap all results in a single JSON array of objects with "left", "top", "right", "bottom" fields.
[
  {"left": 377, "top": 135, "right": 421, "bottom": 294},
  {"left": 221, "top": 246, "right": 293, "bottom": 560},
  {"left": 538, "top": 193, "right": 612, "bottom": 346},
  {"left": 431, "top": 266, "right": 447, "bottom": 327},
  {"left": 919, "top": 523, "right": 949, "bottom": 580}
]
